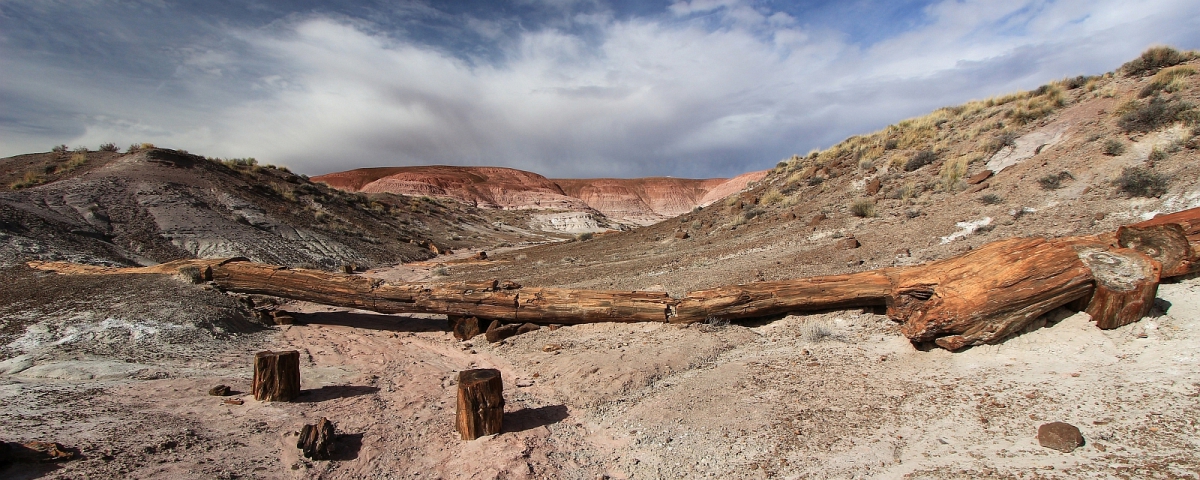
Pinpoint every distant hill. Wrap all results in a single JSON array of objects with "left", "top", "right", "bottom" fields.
[{"left": 313, "top": 166, "right": 766, "bottom": 226}]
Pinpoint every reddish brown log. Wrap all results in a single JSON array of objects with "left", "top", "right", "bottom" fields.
[
  {"left": 1115, "top": 224, "right": 1194, "bottom": 278},
  {"left": 886, "top": 237, "right": 1095, "bottom": 351},
  {"left": 456, "top": 369, "right": 504, "bottom": 440},
  {"left": 253, "top": 350, "right": 300, "bottom": 402},
  {"left": 674, "top": 271, "right": 893, "bottom": 323},
  {"left": 1077, "top": 247, "right": 1160, "bottom": 329}
]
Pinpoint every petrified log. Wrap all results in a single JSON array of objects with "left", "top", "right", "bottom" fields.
[
  {"left": 886, "top": 237, "right": 1095, "bottom": 351},
  {"left": 1115, "top": 224, "right": 1193, "bottom": 278},
  {"left": 1076, "top": 247, "right": 1160, "bottom": 329},
  {"left": 484, "top": 321, "right": 520, "bottom": 343},
  {"left": 297, "top": 417, "right": 336, "bottom": 460},
  {"left": 253, "top": 350, "right": 300, "bottom": 402},
  {"left": 449, "top": 316, "right": 482, "bottom": 340},
  {"left": 456, "top": 369, "right": 504, "bottom": 440},
  {"left": 675, "top": 271, "right": 892, "bottom": 322}
]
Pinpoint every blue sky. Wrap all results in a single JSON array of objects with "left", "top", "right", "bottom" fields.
[{"left": 2, "top": 0, "right": 1198, "bottom": 178}]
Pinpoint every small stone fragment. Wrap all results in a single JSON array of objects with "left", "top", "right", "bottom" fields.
[
  {"left": 967, "top": 170, "right": 994, "bottom": 185},
  {"left": 674, "top": 231, "right": 690, "bottom": 239},
  {"left": 866, "top": 178, "right": 882, "bottom": 195},
  {"left": 839, "top": 237, "right": 861, "bottom": 249},
  {"left": 208, "top": 384, "right": 231, "bottom": 396},
  {"left": 542, "top": 344, "right": 562, "bottom": 352},
  {"left": 1038, "top": 422, "right": 1084, "bottom": 453},
  {"left": 223, "top": 398, "right": 244, "bottom": 405},
  {"left": 516, "top": 323, "right": 541, "bottom": 335},
  {"left": 808, "top": 213, "right": 826, "bottom": 226}
]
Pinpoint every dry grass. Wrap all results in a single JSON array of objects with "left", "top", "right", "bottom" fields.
[{"left": 1140, "top": 65, "right": 1196, "bottom": 98}]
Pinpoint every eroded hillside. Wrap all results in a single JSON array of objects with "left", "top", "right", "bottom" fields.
[{"left": 447, "top": 48, "right": 1200, "bottom": 296}]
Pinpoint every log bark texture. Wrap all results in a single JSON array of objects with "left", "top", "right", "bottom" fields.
[
  {"left": 456, "top": 369, "right": 504, "bottom": 440},
  {"left": 253, "top": 350, "right": 301, "bottom": 402},
  {"left": 886, "top": 237, "right": 1095, "bottom": 351},
  {"left": 674, "top": 271, "right": 893, "bottom": 322},
  {"left": 1077, "top": 246, "right": 1161, "bottom": 329}
]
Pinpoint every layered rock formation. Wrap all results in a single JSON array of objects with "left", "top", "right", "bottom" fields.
[{"left": 313, "top": 166, "right": 766, "bottom": 226}]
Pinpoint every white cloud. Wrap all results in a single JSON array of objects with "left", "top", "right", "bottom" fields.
[{"left": 6, "top": 0, "right": 1200, "bottom": 178}]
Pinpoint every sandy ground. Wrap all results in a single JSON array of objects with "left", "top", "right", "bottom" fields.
[{"left": 2, "top": 273, "right": 1198, "bottom": 479}]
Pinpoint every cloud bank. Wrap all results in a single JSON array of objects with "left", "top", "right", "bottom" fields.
[{"left": 2, "top": 0, "right": 1199, "bottom": 178}]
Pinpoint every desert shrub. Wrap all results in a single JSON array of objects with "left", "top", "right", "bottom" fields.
[
  {"left": 1117, "top": 96, "right": 1194, "bottom": 133},
  {"left": 56, "top": 152, "right": 88, "bottom": 174},
  {"left": 807, "top": 176, "right": 825, "bottom": 186},
  {"left": 986, "top": 131, "right": 1018, "bottom": 154},
  {"left": 1148, "top": 147, "right": 1169, "bottom": 163},
  {"left": 1038, "top": 171, "right": 1073, "bottom": 190},
  {"left": 761, "top": 189, "right": 785, "bottom": 205},
  {"left": 938, "top": 156, "right": 969, "bottom": 191},
  {"left": 222, "top": 157, "right": 258, "bottom": 168},
  {"left": 979, "top": 193, "right": 1004, "bottom": 205},
  {"left": 1103, "top": 139, "right": 1126, "bottom": 156},
  {"left": 1139, "top": 65, "right": 1196, "bottom": 98},
  {"left": 904, "top": 150, "right": 936, "bottom": 172},
  {"left": 849, "top": 199, "right": 876, "bottom": 218},
  {"left": 743, "top": 207, "right": 763, "bottom": 221},
  {"left": 575, "top": 232, "right": 594, "bottom": 242},
  {"left": 9, "top": 170, "right": 46, "bottom": 189},
  {"left": 433, "top": 266, "right": 449, "bottom": 276},
  {"left": 51, "top": 144, "right": 68, "bottom": 154},
  {"left": 858, "top": 158, "right": 875, "bottom": 170},
  {"left": 98, "top": 142, "right": 119, "bottom": 152},
  {"left": 883, "top": 139, "right": 899, "bottom": 150},
  {"left": 1121, "top": 46, "right": 1196, "bottom": 77},
  {"left": 1059, "top": 75, "right": 1090, "bottom": 90},
  {"left": 1115, "top": 166, "right": 1169, "bottom": 197},
  {"left": 799, "top": 320, "right": 840, "bottom": 343}
]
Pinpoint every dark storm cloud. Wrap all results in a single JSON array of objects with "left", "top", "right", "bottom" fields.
[{"left": 1, "top": 0, "right": 1198, "bottom": 178}]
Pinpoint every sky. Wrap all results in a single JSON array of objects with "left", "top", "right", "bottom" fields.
[{"left": 2, "top": 1, "right": 1199, "bottom": 178}]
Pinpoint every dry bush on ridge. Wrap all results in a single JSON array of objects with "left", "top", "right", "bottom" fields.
[
  {"left": 1115, "top": 166, "right": 1169, "bottom": 197},
  {"left": 1121, "top": 46, "right": 1197, "bottom": 77}
]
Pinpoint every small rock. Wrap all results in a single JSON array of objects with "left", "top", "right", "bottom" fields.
[
  {"left": 516, "top": 323, "right": 541, "bottom": 335},
  {"left": 894, "top": 248, "right": 911, "bottom": 257},
  {"left": 807, "top": 213, "right": 826, "bottom": 226},
  {"left": 1038, "top": 422, "right": 1084, "bottom": 453},
  {"left": 866, "top": 178, "right": 882, "bottom": 195},
  {"left": 223, "top": 398, "right": 244, "bottom": 405},
  {"left": 516, "top": 379, "right": 534, "bottom": 387},
  {"left": 208, "top": 385, "right": 231, "bottom": 396},
  {"left": 674, "top": 231, "right": 690, "bottom": 239},
  {"left": 838, "top": 237, "right": 860, "bottom": 249},
  {"left": 965, "top": 182, "right": 990, "bottom": 194},
  {"left": 542, "top": 344, "right": 562, "bottom": 353},
  {"left": 967, "top": 170, "right": 994, "bottom": 185},
  {"left": 474, "top": 251, "right": 488, "bottom": 260}
]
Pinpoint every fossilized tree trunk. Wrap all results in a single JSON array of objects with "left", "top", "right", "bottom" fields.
[
  {"left": 1077, "top": 247, "right": 1161, "bottom": 329},
  {"left": 456, "top": 369, "right": 504, "bottom": 440},
  {"left": 885, "top": 237, "right": 1096, "bottom": 351},
  {"left": 253, "top": 350, "right": 301, "bottom": 402},
  {"left": 674, "top": 271, "right": 892, "bottom": 322}
]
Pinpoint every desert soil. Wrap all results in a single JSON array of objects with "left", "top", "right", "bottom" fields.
[{"left": 1, "top": 264, "right": 1198, "bottom": 478}]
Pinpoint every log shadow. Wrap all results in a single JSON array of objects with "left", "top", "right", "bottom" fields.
[
  {"left": 504, "top": 405, "right": 570, "bottom": 433},
  {"left": 299, "top": 385, "right": 380, "bottom": 402},
  {"left": 290, "top": 311, "right": 446, "bottom": 333},
  {"left": 328, "top": 433, "right": 363, "bottom": 461},
  {"left": 0, "top": 464, "right": 63, "bottom": 480}
]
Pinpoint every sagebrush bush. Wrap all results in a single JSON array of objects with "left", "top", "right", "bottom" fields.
[
  {"left": 987, "top": 131, "right": 1018, "bottom": 154},
  {"left": 1103, "top": 139, "right": 1126, "bottom": 156},
  {"left": 10, "top": 170, "right": 45, "bottom": 189},
  {"left": 979, "top": 193, "right": 1004, "bottom": 205},
  {"left": 1121, "top": 46, "right": 1196, "bottom": 77},
  {"left": 51, "top": 144, "right": 68, "bottom": 154},
  {"left": 1115, "top": 166, "right": 1169, "bottom": 197},
  {"left": 1038, "top": 171, "right": 1073, "bottom": 190},
  {"left": 575, "top": 232, "right": 594, "bottom": 242},
  {"left": 1118, "top": 96, "right": 1194, "bottom": 133},
  {"left": 1139, "top": 65, "right": 1196, "bottom": 98},
  {"left": 98, "top": 142, "right": 119, "bottom": 152},
  {"left": 1148, "top": 147, "right": 1169, "bottom": 163},
  {"left": 760, "top": 189, "right": 785, "bottom": 205},
  {"left": 807, "top": 176, "right": 825, "bottom": 186},
  {"left": 849, "top": 199, "right": 876, "bottom": 218},
  {"left": 904, "top": 150, "right": 936, "bottom": 172}
]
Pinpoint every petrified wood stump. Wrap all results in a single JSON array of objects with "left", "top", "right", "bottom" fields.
[
  {"left": 456, "top": 369, "right": 504, "bottom": 440},
  {"left": 1115, "top": 224, "right": 1193, "bottom": 278},
  {"left": 297, "top": 417, "right": 336, "bottom": 460},
  {"left": 1077, "top": 247, "right": 1160, "bottom": 330},
  {"left": 449, "top": 316, "right": 482, "bottom": 341},
  {"left": 253, "top": 350, "right": 300, "bottom": 402}
]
